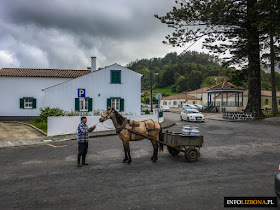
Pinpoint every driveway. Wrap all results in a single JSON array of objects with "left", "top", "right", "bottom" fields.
[{"left": 0, "top": 122, "right": 45, "bottom": 141}]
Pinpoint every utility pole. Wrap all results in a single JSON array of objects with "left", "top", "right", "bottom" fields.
[{"left": 150, "top": 69, "right": 153, "bottom": 113}]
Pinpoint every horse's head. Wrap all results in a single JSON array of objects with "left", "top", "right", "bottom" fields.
[{"left": 99, "top": 107, "right": 115, "bottom": 122}]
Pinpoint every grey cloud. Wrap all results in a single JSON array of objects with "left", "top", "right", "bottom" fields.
[{"left": 0, "top": 0, "right": 185, "bottom": 69}]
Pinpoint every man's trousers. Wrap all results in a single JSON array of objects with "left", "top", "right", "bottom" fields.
[{"left": 78, "top": 142, "right": 88, "bottom": 164}]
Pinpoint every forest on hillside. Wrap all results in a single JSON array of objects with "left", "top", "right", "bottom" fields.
[{"left": 127, "top": 51, "right": 280, "bottom": 95}]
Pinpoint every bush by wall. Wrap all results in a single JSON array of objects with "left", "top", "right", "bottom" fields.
[{"left": 35, "top": 107, "right": 64, "bottom": 123}]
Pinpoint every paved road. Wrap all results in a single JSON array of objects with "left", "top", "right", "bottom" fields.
[
  {"left": 0, "top": 122, "right": 45, "bottom": 141},
  {"left": 0, "top": 113, "right": 279, "bottom": 209}
]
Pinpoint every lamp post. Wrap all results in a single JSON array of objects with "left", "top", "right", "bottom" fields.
[
  {"left": 149, "top": 71, "right": 159, "bottom": 113},
  {"left": 150, "top": 70, "right": 153, "bottom": 112}
]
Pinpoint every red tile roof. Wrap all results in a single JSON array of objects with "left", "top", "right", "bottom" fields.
[
  {"left": 243, "top": 90, "right": 280, "bottom": 97},
  {"left": 208, "top": 80, "right": 244, "bottom": 90},
  {"left": 162, "top": 93, "right": 200, "bottom": 100},
  {"left": 188, "top": 87, "right": 209, "bottom": 94},
  {"left": 0, "top": 68, "right": 91, "bottom": 78}
]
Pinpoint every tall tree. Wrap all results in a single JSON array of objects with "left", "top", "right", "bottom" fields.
[
  {"left": 258, "top": 0, "right": 280, "bottom": 114},
  {"left": 155, "top": 0, "right": 265, "bottom": 117}
]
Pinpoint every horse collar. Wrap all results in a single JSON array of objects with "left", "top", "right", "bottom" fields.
[{"left": 116, "top": 117, "right": 128, "bottom": 134}]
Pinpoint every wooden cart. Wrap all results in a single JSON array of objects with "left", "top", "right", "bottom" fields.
[
  {"left": 163, "top": 131, "right": 204, "bottom": 162},
  {"left": 126, "top": 128, "right": 204, "bottom": 162}
]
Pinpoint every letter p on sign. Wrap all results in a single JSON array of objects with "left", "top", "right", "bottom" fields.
[{"left": 78, "top": 88, "right": 85, "bottom": 98}]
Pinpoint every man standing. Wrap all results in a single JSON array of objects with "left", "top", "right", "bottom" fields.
[{"left": 77, "top": 117, "right": 96, "bottom": 167}]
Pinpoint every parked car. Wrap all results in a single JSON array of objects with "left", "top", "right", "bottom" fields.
[
  {"left": 193, "top": 104, "right": 203, "bottom": 111},
  {"left": 161, "top": 105, "right": 170, "bottom": 112},
  {"left": 183, "top": 104, "right": 197, "bottom": 110},
  {"left": 180, "top": 109, "right": 205, "bottom": 122},
  {"left": 141, "top": 103, "right": 151, "bottom": 109},
  {"left": 275, "top": 164, "right": 280, "bottom": 199}
]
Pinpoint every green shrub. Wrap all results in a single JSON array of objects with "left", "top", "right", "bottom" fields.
[
  {"left": 36, "top": 107, "right": 64, "bottom": 122},
  {"left": 64, "top": 109, "right": 105, "bottom": 116},
  {"left": 143, "top": 109, "right": 151, "bottom": 114}
]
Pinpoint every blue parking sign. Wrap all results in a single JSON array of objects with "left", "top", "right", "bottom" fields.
[{"left": 78, "top": 89, "right": 85, "bottom": 97}]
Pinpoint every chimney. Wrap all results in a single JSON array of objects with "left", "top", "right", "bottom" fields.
[{"left": 91, "top": 57, "right": 96, "bottom": 72}]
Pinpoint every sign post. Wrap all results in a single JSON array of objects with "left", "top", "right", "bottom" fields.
[
  {"left": 78, "top": 89, "right": 85, "bottom": 116},
  {"left": 156, "top": 93, "right": 162, "bottom": 122}
]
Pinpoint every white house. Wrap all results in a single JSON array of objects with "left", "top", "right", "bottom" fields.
[
  {"left": 187, "top": 87, "right": 209, "bottom": 106},
  {"left": 0, "top": 57, "right": 142, "bottom": 120},
  {"left": 43, "top": 60, "right": 142, "bottom": 115},
  {"left": 160, "top": 93, "right": 201, "bottom": 108}
]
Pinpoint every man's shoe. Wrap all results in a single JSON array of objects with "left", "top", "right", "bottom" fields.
[
  {"left": 77, "top": 163, "right": 82, "bottom": 167},
  {"left": 82, "top": 163, "right": 88, "bottom": 165}
]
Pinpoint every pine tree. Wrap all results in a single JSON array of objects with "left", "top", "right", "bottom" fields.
[
  {"left": 258, "top": 0, "right": 280, "bottom": 114},
  {"left": 155, "top": 0, "right": 266, "bottom": 117}
]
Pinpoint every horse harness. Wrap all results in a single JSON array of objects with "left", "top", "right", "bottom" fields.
[{"left": 116, "top": 118, "right": 160, "bottom": 140}]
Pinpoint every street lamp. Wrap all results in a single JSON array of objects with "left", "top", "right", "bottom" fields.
[{"left": 150, "top": 71, "right": 159, "bottom": 113}]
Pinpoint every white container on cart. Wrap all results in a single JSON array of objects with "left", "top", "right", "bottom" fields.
[
  {"left": 190, "top": 127, "right": 199, "bottom": 135},
  {"left": 182, "top": 126, "right": 191, "bottom": 135},
  {"left": 182, "top": 126, "right": 200, "bottom": 135}
]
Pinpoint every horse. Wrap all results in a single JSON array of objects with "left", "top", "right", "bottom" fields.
[{"left": 99, "top": 107, "right": 164, "bottom": 164}]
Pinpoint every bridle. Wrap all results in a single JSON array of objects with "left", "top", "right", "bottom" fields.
[{"left": 101, "top": 109, "right": 112, "bottom": 121}]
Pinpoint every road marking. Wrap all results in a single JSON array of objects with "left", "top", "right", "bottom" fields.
[{"left": 46, "top": 144, "right": 67, "bottom": 148}]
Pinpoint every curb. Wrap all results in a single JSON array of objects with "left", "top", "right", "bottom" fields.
[
  {"left": 0, "top": 120, "right": 176, "bottom": 148},
  {"left": 208, "top": 118, "right": 253, "bottom": 122}
]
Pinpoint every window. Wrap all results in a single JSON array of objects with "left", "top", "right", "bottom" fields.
[
  {"left": 111, "top": 98, "right": 120, "bottom": 111},
  {"left": 265, "top": 98, "right": 269, "bottom": 105},
  {"left": 24, "top": 98, "right": 33, "bottom": 109},
  {"left": 193, "top": 101, "right": 195, "bottom": 104},
  {"left": 173, "top": 101, "right": 177, "bottom": 105},
  {"left": 80, "top": 98, "right": 88, "bottom": 111},
  {"left": 163, "top": 101, "right": 167, "bottom": 105},
  {"left": 107, "top": 98, "right": 124, "bottom": 111},
  {"left": 20, "top": 98, "right": 36, "bottom": 109},
  {"left": 75, "top": 98, "right": 92, "bottom": 112},
  {"left": 111, "top": 70, "right": 121, "bottom": 84}
]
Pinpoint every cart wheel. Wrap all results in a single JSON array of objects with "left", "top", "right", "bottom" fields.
[
  {"left": 185, "top": 148, "right": 199, "bottom": 162},
  {"left": 168, "top": 147, "right": 180, "bottom": 156}
]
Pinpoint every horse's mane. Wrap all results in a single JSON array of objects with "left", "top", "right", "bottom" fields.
[{"left": 113, "top": 109, "right": 125, "bottom": 125}]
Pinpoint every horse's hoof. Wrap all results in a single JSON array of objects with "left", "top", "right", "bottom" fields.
[
  {"left": 123, "top": 159, "right": 128, "bottom": 163},
  {"left": 151, "top": 158, "right": 157, "bottom": 163}
]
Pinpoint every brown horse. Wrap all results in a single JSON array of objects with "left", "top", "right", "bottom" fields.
[{"left": 99, "top": 107, "right": 164, "bottom": 164}]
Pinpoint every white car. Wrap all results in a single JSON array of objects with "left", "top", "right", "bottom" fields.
[
  {"left": 193, "top": 104, "right": 203, "bottom": 111},
  {"left": 180, "top": 109, "right": 205, "bottom": 122},
  {"left": 183, "top": 104, "right": 197, "bottom": 110},
  {"left": 161, "top": 105, "right": 170, "bottom": 112}
]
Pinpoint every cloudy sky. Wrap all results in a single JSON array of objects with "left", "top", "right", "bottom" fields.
[{"left": 0, "top": 0, "right": 208, "bottom": 70}]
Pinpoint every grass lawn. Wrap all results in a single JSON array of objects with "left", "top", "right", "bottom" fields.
[
  {"left": 25, "top": 121, "right": 47, "bottom": 133},
  {"left": 264, "top": 113, "right": 280, "bottom": 117}
]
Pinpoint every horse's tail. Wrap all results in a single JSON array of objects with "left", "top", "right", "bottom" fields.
[{"left": 158, "top": 126, "right": 164, "bottom": 152}]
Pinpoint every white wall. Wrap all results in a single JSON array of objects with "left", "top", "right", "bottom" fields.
[
  {"left": 44, "top": 64, "right": 142, "bottom": 115},
  {"left": 188, "top": 92, "right": 208, "bottom": 105},
  {"left": 47, "top": 114, "right": 164, "bottom": 136},
  {"left": 0, "top": 77, "right": 70, "bottom": 116}
]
